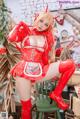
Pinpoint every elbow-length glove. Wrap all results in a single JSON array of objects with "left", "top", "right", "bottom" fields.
[{"left": 8, "top": 21, "right": 31, "bottom": 43}]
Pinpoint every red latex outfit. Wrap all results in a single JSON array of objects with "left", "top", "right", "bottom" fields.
[
  {"left": 8, "top": 21, "right": 75, "bottom": 114},
  {"left": 8, "top": 21, "right": 54, "bottom": 81}
]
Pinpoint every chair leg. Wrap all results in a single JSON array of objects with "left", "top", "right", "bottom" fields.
[
  {"left": 36, "top": 111, "right": 39, "bottom": 119},
  {"left": 56, "top": 110, "right": 61, "bottom": 119},
  {"left": 39, "top": 112, "right": 43, "bottom": 119}
]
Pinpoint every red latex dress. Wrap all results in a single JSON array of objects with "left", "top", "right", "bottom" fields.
[{"left": 8, "top": 21, "right": 54, "bottom": 81}]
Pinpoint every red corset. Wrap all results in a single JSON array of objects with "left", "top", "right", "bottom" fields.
[{"left": 21, "top": 48, "right": 43, "bottom": 62}]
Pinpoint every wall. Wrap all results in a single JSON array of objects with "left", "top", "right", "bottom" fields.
[{"left": 4, "top": 0, "right": 80, "bottom": 25}]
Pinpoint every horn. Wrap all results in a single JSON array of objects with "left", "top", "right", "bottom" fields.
[
  {"left": 34, "top": 13, "right": 39, "bottom": 21},
  {"left": 45, "top": 4, "right": 48, "bottom": 12}
]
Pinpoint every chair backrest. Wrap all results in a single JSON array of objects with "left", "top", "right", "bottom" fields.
[{"left": 36, "top": 80, "right": 56, "bottom": 95}]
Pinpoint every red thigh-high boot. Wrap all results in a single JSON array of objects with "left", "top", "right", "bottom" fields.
[
  {"left": 21, "top": 99, "right": 32, "bottom": 119},
  {"left": 49, "top": 59, "right": 75, "bottom": 110}
]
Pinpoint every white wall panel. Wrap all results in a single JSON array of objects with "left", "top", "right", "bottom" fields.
[{"left": 4, "top": 0, "right": 80, "bottom": 24}]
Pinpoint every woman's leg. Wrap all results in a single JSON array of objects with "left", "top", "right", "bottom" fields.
[
  {"left": 43, "top": 59, "right": 75, "bottom": 110},
  {"left": 50, "top": 59, "right": 75, "bottom": 110},
  {"left": 15, "top": 76, "right": 32, "bottom": 119},
  {"left": 42, "top": 61, "right": 60, "bottom": 81}
]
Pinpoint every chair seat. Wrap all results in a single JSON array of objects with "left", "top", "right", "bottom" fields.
[{"left": 37, "top": 106, "right": 60, "bottom": 112}]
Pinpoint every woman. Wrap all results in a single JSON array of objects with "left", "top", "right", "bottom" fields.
[{"left": 8, "top": 11, "right": 75, "bottom": 119}]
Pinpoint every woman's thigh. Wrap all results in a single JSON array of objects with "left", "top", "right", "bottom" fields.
[
  {"left": 14, "top": 76, "right": 32, "bottom": 101},
  {"left": 42, "top": 61, "right": 60, "bottom": 81}
]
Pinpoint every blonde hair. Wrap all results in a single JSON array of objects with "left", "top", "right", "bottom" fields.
[{"left": 33, "top": 11, "right": 54, "bottom": 30}]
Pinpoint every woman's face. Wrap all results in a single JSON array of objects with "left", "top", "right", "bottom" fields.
[{"left": 36, "top": 18, "right": 50, "bottom": 31}]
